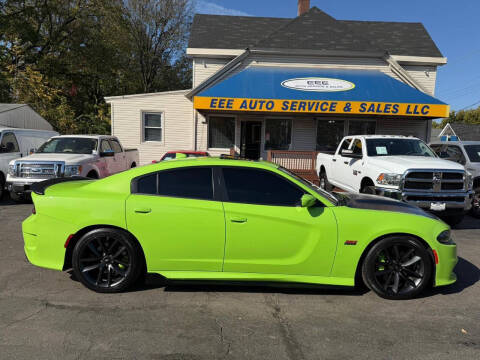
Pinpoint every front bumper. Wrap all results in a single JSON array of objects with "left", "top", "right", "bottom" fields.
[
  {"left": 434, "top": 243, "right": 458, "bottom": 287},
  {"left": 375, "top": 187, "right": 474, "bottom": 212},
  {"left": 6, "top": 176, "right": 53, "bottom": 194}
]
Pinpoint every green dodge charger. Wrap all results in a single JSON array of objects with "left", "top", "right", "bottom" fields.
[{"left": 23, "top": 158, "right": 457, "bottom": 300}]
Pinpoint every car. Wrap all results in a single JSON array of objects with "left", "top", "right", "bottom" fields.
[
  {"left": 317, "top": 135, "right": 473, "bottom": 226},
  {"left": 6, "top": 135, "right": 139, "bottom": 201},
  {"left": 429, "top": 140, "right": 480, "bottom": 218},
  {"left": 0, "top": 127, "right": 58, "bottom": 198},
  {"left": 153, "top": 150, "right": 210, "bottom": 163},
  {"left": 23, "top": 158, "right": 457, "bottom": 300}
]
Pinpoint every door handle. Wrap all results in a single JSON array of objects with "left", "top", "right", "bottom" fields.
[
  {"left": 230, "top": 217, "right": 247, "bottom": 223},
  {"left": 344, "top": 161, "right": 349, "bottom": 164},
  {"left": 332, "top": 159, "right": 336, "bottom": 162},
  {"left": 134, "top": 207, "right": 151, "bottom": 214}
]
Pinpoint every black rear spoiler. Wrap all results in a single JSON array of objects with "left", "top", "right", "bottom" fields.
[{"left": 31, "top": 176, "right": 93, "bottom": 195}]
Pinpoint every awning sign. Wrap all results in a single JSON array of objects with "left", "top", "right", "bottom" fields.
[
  {"left": 281, "top": 78, "right": 355, "bottom": 92},
  {"left": 193, "top": 97, "right": 450, "bottom": 118}
]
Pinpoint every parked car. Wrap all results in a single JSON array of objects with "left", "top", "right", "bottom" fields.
[
  {"left": 23, "top": 158, "right": 457, "bottom": 300},
  {"left": 6, "top": 135, "right": 138, "bottom": 201},
  {"left": 0, "top": 127, "right": 58, "bottom": 198},
  {"left": 153, "top": 150, "right": 210, "bottom": 163},
  {"left": 430, "top": 140, "right": 480, "bottom": 218},
  {"left": 316, "top": 135, "right": 473, "bottom": 226}
]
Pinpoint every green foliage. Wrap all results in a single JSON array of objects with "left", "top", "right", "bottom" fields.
[
  {"left": 0, "top": 0, "right": 193, "bottom": 134},
  {"left": 437, "top": 106, "right": 480, "bottom": 128}
]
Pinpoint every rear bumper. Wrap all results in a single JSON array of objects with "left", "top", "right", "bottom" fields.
[{"left": 375, "top": 187, "right": 473, "bottom": 213}]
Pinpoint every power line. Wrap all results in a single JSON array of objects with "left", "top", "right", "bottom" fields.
[{"left": 459, "top": 100, "right": 480, "bottom": 111}]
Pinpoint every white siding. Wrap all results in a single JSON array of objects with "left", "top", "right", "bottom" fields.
[
  {"left": 377, "top": 119, "right": 429, "bottom": 140},
  {"left": 0, "top": 106, "right": 53, "bottom": 130},
  {"left": 403, "top": 65, "right": 437, "bottom": 95},
  {"left": 110, "top": 91, "right": 193, "bottom": 165},
  {"left": 193, "top": 58, "right": 230, "bottom": 87}
]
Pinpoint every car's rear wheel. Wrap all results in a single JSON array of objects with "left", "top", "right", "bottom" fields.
[
  {"left": 362, "top": 236, "right": 432, "bottom": 300},
  {"left": 470, "top": 189, "right": 480, "bottom": 218},
  {"left": 72, "top": 228, "right": 144, "bottom": 293}
]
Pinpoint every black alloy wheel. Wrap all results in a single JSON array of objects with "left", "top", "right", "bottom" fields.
[
  {"left": 72, "top": 228, "right": 143, "bottom": 293},
  {"left": 471, "top": 189, "right": 480, "bottom": 218},
  {"left": 362, "top": 237, "right": 432, "bottom": 300}
]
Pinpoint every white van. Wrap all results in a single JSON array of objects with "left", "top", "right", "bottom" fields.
[{"left": 0, "top": 127, "right": 58, "bottom": 198}]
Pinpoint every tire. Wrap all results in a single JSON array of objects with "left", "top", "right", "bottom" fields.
[
  {"left": 9, "top": 191, "right": 25, "bottom": 203},
  {"left": 72, "top": 228, "right": 144, "bottom": 293},
  {"left": 470, "top": 189, "right": 480, "bottom": 219},
  {"left": 131, "top": 162, "right": 136, "bottom": 168},
  {"left": 86, "top": 171, "right": 98, "bottom": 179},
  {"left": 361, "top": 236, "right": 432, "bottom": 300},
  {"left": 361, "top": 182, "right": 376, "bottom": 195},
  {"left": 319, "top": 171, "right": 333, "bottom": 192},
  {"left": 0, "top": 173, "right": 4, "bottom": 200},
  {"left": 442, "top": 215, "right": 464, "bottom": 227}
]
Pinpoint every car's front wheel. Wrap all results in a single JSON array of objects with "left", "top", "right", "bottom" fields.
[
  {"left": 362, "top": 236, "right": 432, "bottom": 300},
  {"left": 72, "top": 228, "right": 144, "bottom": 293}
]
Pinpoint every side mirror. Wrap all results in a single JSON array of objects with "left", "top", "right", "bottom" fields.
[
  {"left": 100, "top": 149, "right": 115, "bottom": 157},
  {"left": 29, "top": 148, "right": 36, "bottom": 154},
  {"left": 301, "top": 194, "right": 317, "bottom": 208},
  {"left": 341, "top": 149, "right": 362, "bottom": 159}
]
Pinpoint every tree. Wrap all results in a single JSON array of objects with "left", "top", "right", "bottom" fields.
[
  {"left": 436, "top": 106, "right": 480, "bottom": 128},
  {"left": 123, "top": 0, "right": 193, "bottom": 93}
]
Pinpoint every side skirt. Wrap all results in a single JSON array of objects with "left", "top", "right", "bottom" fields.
[{"left": 154, "top": 271, "right": 354, "bottom": 287}]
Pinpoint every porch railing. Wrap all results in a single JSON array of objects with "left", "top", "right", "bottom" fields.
[{"left": 267, "top": 150, "right": 319, "bottom": 185}]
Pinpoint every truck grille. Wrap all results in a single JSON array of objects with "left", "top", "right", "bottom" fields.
[
  {"left": 403, "top": 170, "right": 465, "bottom": 192},
  {"left": 16, "top": 162, "right": 63, "bottom": 179}
]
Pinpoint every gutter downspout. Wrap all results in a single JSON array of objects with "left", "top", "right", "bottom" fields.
[{"left": 384, "top": 52, "right": 429, "bottom": 94}]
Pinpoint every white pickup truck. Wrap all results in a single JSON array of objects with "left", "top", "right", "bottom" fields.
[
  {"left": 6, "top": 135, "right": 138, "bottom": 200},
  {"left": 316, "top": 135, "right": 474, "bottom": 225}
]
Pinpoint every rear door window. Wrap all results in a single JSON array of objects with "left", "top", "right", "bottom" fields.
[
  {"left": 222, "top": 167, "right": 304, "bottom": 206},
  {"left": 133, "top": 167, "right": 214, "bottom": 201},
  {"left": 0, "top": 132, "right": 20, "bottom": 153},
  {"left": 109, "top": 139, "right": 123, "bottom": 153}
]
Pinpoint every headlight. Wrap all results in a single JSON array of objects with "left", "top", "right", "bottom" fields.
[
  {"left": 466, "top": 171, "right": 473, "bottom": 190},
  {"left": 437, "top": 230, "right": 454, "bottom": 244},
  {"left": 376, "top": 173, "right": 402, "bottom": 186},
  {"left": 8, "top": 164, "right": 15, "bottom": 176},
  {"left": 64, "top": 165, "right": 82, "bottom": 177}
]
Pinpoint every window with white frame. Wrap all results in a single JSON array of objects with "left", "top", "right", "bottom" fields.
[{"left": 143, "top": 112, "right": 163, "bottom": 142}]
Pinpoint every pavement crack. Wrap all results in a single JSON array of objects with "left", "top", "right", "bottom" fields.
[
  {"left": 215, "top": 318, "right": 232, "bottom": 359},
  {"left": 264, "top": 294, "right": 305, "bottom": 360},
  {"left": 0, "top": 300, "right": 48, "bottom": 330}
]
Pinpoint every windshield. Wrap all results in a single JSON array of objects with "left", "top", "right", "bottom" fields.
[
  {"left": 366, "top": 138, "right": 436, "bottom": 157},
  {"left": 37, "top": 138, "right": 98, "bottom": 154},
  {"left": 278, "top": 166, "right": 339, "bottom": 205},
  {"left": 464, "top": 145, "right": 480, "bottom": 163}
]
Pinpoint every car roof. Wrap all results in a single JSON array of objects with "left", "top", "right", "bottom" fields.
[
  {"left": 51, "top": 135, "right": 115, "bottom": 139},
  {"left": 165, "top": 150, "right": 209, "bottom": 154},
  {"left": 345, "top": 135, "right": 418, "bottom": 140}
]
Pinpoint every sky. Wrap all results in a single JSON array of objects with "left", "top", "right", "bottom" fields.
[{"left": 195, "top": 0, "right": 480, "bottom": 112}]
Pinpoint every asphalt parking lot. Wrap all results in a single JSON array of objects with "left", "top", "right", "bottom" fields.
[{"left": 0, "top": 199, "right": 479, "bottom": 360}]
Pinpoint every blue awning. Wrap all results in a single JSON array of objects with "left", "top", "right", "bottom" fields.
[{"left": 193, "top": 67, "right": 449, "bottom": 118}]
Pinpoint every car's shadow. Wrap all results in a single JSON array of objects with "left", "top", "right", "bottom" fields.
[{"left": 454, "top": 215, "right": 480, "bottom": 230}]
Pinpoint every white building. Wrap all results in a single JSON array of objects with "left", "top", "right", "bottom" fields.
[
  {"left": 0, "top": 104, "right": 53, "bottom": 131},
  {"left": 106, "top": 2, "right": 449, "bottom": 165}
]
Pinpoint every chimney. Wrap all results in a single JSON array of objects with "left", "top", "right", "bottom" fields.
[{"left": 298, "top": 0, "right": 310, "bottom": 16}]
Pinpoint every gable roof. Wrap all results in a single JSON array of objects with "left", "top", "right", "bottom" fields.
[
  {"left": 189, "top": 7, "right": 443, "bottom": 57},
  {"left": 0, "top": 103, "right": 27, "bottom": 114}
]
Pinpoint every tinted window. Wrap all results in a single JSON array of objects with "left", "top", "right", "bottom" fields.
[
  {"left": 158, "top": 168, "right": 213, "bottom": 200},
  {"left": 222, "top": 168, "right": 304, "bottom": 206},
  {"left": 464, "top": 145, "right": 480, "bottom": 162},
  {"left": 110, "top": 140, "right": 123, "bottom": 153},
  {"left": 0, "top": 132, "right": 19, "bottom": 153},
  {"left": 137, "top": 174, "right": 157, "bottom": 194},
  {"left": 446, "top": 146, "right": 466, "bottom": 164}
]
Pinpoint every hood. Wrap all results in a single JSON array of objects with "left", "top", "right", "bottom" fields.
[
  {"left": 13, "top": 152, "right": 95, "bottom": 165},
  {"left": 368, "top": 156, "right": 464, "bottom": 173},
  {"left": 338, "top": 193, "right": 439, "bottom": 220}
]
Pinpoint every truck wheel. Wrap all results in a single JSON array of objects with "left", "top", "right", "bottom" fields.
[
  {"left": 362, "top": 236, "right": 432, "bottom": 300},
  {"left": 442, "top": 215, "right": 464, "bottom": 228},
  {"left": 86, "top": 171, "right": 98, "bottom": 179},
  {"left": 319, "top": 171, "right": 332, "bottom": 191},
  {"left": 72, "top": 228, "right": 144, "bottom": 293},
  {"left": 361, "top": 186, "right": 376, "bottom": 195},
  {"left": 470, "top": 189, "right": 480, "bottom": 219},
  {"left": 9, "top": 191, "right": 25, "bottom": 203},
  {"left": 0, "top": 173, "right": 4, "bottom": 200}
]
